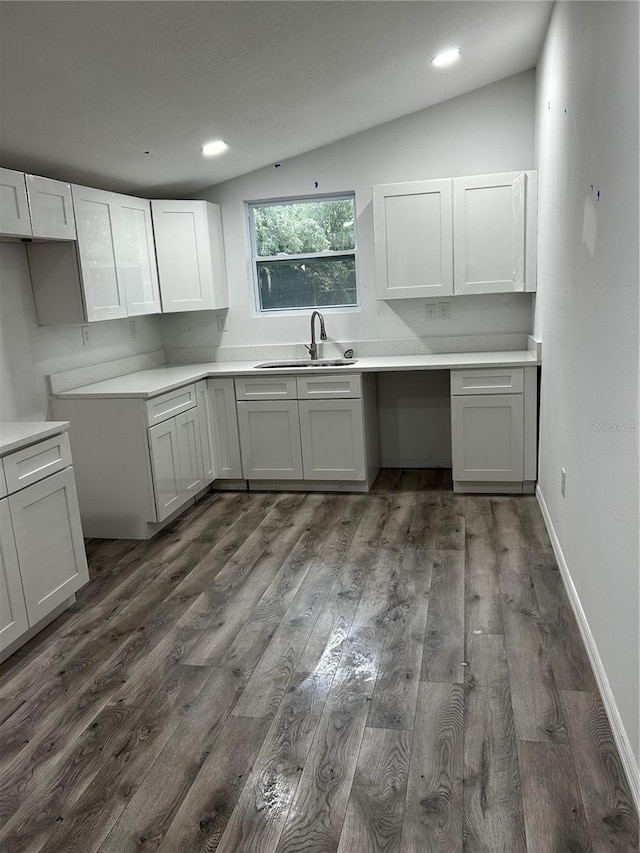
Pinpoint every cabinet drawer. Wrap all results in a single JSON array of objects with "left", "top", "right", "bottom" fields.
[
  {"left": 296, "top": 374, "right": 362, "bottom": 399},
  {"left": 3, "top": 431, "right": 72, "bottom": 494},
  {"left": 146, "top": 384, "right": 197, "bottom": 425},
  {"left": 235, "top": 376, "right": 297, "bottom": 400},
  {"left": 450, "top": 367, "right": 523, "bottom": 395}
]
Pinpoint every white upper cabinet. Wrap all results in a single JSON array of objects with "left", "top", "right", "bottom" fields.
[
  {"left": 0, "top": 167, "right": 31, "bottom": 237},
  {"left": 25, "top": 174, "right": 76, "bottom": 240},
  {"left": 152, "top": 199, "right": 228, "bottom": 312},
  {"left": 453, "top": 171, "right": 537, "bottom": 294},
  {"left": 373, "top": 178, "right": 453, "bottom": 299},
  {"left": 72, "top": 184, "right": 128, "bottom": 321},
  {"left": 374, "top": 170, "right": 537, "bottom": 299},
  {"left": 112, "top": 194, "right": 161, "bottom": 316},
  {"left": 28, "top": 185, "right": 161, "bottom": 323}
]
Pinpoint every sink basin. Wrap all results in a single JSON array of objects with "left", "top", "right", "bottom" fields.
[{"left": 255, "top": 358, "right": 358, "bottom": 369}]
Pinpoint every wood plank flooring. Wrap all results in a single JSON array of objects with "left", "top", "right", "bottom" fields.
[{"left": 0, "top": 470, "right": 637, "bottom": 853}]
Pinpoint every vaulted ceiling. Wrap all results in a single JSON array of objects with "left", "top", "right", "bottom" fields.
[{"left": 0, "top": 1, "right": 552, "bottom": 197}]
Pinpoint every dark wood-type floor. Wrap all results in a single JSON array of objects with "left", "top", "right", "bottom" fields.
[{"left": 0, "top": 470, "right": 637, "bottom": 853}]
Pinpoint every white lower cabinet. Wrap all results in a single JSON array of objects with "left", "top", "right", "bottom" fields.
[
  {"left": 451, "top": 394, "right": 524, "bottom": 482},
  {"left": 299, "top": 399, "right": 365, "bottom": 480},
  {"left": 450, "top": 366, "right": 536, "bottom": 494},
  {"left": 0, "top": 429, "right": 89, "bottom": 659},
  {"left": 237, "top": 400, "right": 303, "bottom": 480},
  {"left": 207, "top": 378, "right": 242, "bottom": 480},
  {"left": 176, "top": 408, "right": 205, "bottom": 498},
  {"left": 147, "top": 404, "right": 205, "bottom": 522},
  {"left": 234, "top": 373, "right": 379, "bottom": 489},
  {"left": 197, "top": 381, "right": 216, "bottom": 484},
  {"left": 53, "top": 383, "right": 213, "bottom": 539},
  {"left": 148, "top": 418, "right": 183, "bottom": 521},
  {"left": 0, "top": 499, "right": 28, "bottom": 650},
  {"left": 8, "top": 468, "right": 88, "bottom": 624}
]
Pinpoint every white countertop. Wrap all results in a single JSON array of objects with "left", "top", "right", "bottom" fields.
[
  {"left": 53, "top": 351, "right": 539, "bottom": 400},
  {"left": 0, "top": 421, "right": 70, "bottom": 456}
]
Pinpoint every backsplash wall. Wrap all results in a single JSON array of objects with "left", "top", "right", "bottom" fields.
[
  {"left": 0, "top": 243, "right": 162, "bottom": 421},
  {"left": 162, "top": 70, "right": 536, "bottom": 363}
]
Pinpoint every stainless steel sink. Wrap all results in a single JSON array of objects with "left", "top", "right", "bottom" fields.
[{"left": 254, "top": 358, "right": 358, "bottom": 369}]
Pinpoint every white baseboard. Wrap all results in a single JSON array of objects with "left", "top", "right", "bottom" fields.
[{"left": 536, "top": 486, "right": 640, "bottom": 812}]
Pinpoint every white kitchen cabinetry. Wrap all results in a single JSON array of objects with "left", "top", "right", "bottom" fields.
[
  {"left": 148, "top": 408, "right": 204, "bottom": 522},
  {"left": 373, "top": 170, "right": 537, "bottom": 300},
  {"left": 234, "top": 373, "right": 379, "bottom": 489},
  {"left": 26, "top": 174, "right": 76, "bottom": 240},
  {"left": 8, "top": 467, "right": 88, "bottom": 624},
  {"left": 299, "top": 399, "right": 365, "bottom": 480},
  {"left": 207, "top": 377, "right": 243, "bottom": 480},
  {"left": 237, "top": 400, "right": 303, "bottom": 480},
  {"left": 27, "top": 185, "right": 160, "bottom": 323},
  {"left": 69, "top": 184, "right": 128, "bottom": 320},
  {"left": 373, "top": 178, "right": 453, "bottom": 299},
  {"left": 450, "top": 366, "right": 537, "bottom": 494},
  {"left": 151, "top": 200, "right": 228, "bottom": 312},
  {"left": 0, "top": 167, "right": 31, "bottom": 237},
  {"left": 0, "top": 499, "right": 28, "bottom": 651},
  {"left": 113, "top": 193, "right": 162, "bottom": 316},
  {"left": 0, "top": 427, "right": 89, "bottom": 660},
  {"left": 52, "top": 383, "right": 211, "bottom": 539},
  {"left": 197, "top": 380, "right": 216, "bottom": 484},
  {"left": 453, "top": 171, "right": 537, "bottom": 294}
]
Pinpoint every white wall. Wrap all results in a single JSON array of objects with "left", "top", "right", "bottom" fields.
[
  {"left": 161, "top": 71, "right": 536, "bottom": 361},
  {"left": 0, "top": 243, "right": 162, "bottom": 421},
  {"left": 535, "top": 1, "right": 639, "bottom": 769}
]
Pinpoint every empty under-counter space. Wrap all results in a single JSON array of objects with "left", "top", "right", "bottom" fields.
[{"left": 376, "top": 370, "right": 452, "bottom": 468}]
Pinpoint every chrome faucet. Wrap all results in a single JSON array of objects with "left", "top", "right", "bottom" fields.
[{"left": 306, "top": 310, "right": 327, "bottom": 360}]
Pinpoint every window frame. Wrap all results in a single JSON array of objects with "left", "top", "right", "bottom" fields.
[{"left": 247, "top": 192, "right": 359, "bottom": 315}]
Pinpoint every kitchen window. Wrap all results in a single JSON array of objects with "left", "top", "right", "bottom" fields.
[{"left": 248, "top": 194, "right": 358, "bottom": 313}]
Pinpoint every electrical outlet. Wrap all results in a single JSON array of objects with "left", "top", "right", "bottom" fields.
[
  {"left": 81, "top": 325, "right": 90, "bottom": 347},
  {"left": 425, "top": 303, "right": 437, "bottom": 321},
  {"left": 128, "top": 319, "right": 137, "bottom": 339},
  {"left": 216, "top": 315, "right": 226, "bottom": 333},
  {"left": 437, "top": 301, "right": 451, "bottom": 321},
  {"left": 561, "top": 468, "right": 566, "bottom": 498}
]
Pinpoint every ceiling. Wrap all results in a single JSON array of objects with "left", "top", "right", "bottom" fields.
[{"left": 0, "top": 1, "right": 552, "bottom": 198}]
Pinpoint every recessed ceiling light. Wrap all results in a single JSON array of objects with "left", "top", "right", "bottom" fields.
[
  {"left": 431, "top": 48, "right": 461, "bottom": 68},
  {"left": 202, "top": 140, "right": 228, "bottom": 156}
]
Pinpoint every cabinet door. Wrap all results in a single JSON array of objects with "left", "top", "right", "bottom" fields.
[
  {"left": 373, "top": 179, "right": 453, "bottom": 299},
  {"left": 26, "top": 174, "right": 76, "bottom": 240},
  {"left": 176, "top": 409, "right": 205, "bottom": 498},
  {"left": 451, "top": 394, "right": 524, "bottom": 482},
  {"left": 0, "top": 499, "right": 29, "bottom": 652},
  {"left": 148, "top": 419, "right": 183, "bottom": 521},
  {"left": 72, "top": 185, "right": 127, "bottom": 321},
  {"left": 237, "top": 401, "right": 303, "bottom": 480},
  {"left": 208, "top": 378, "right": 243, "bottom": 479},
  {"left": 114, "top": 194, "right": 161, "bottom": 316},
  {"left": 299, "top": 399, "right": 366, "bottom": 480},
  {"left": 453, "top": 171, "right": 534, "bottom": 294},
  {"left": 8, "top": 468, "right": 89, "bottom": 625},
  {"left": 152, "top": 200, "right": 228, "bottom": 312},
  {"left": 0, "top": 167, "right": 31, "bottom": 237},
  {"left": 196, "top": 382, "right": 216, "bottom": 484}
]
